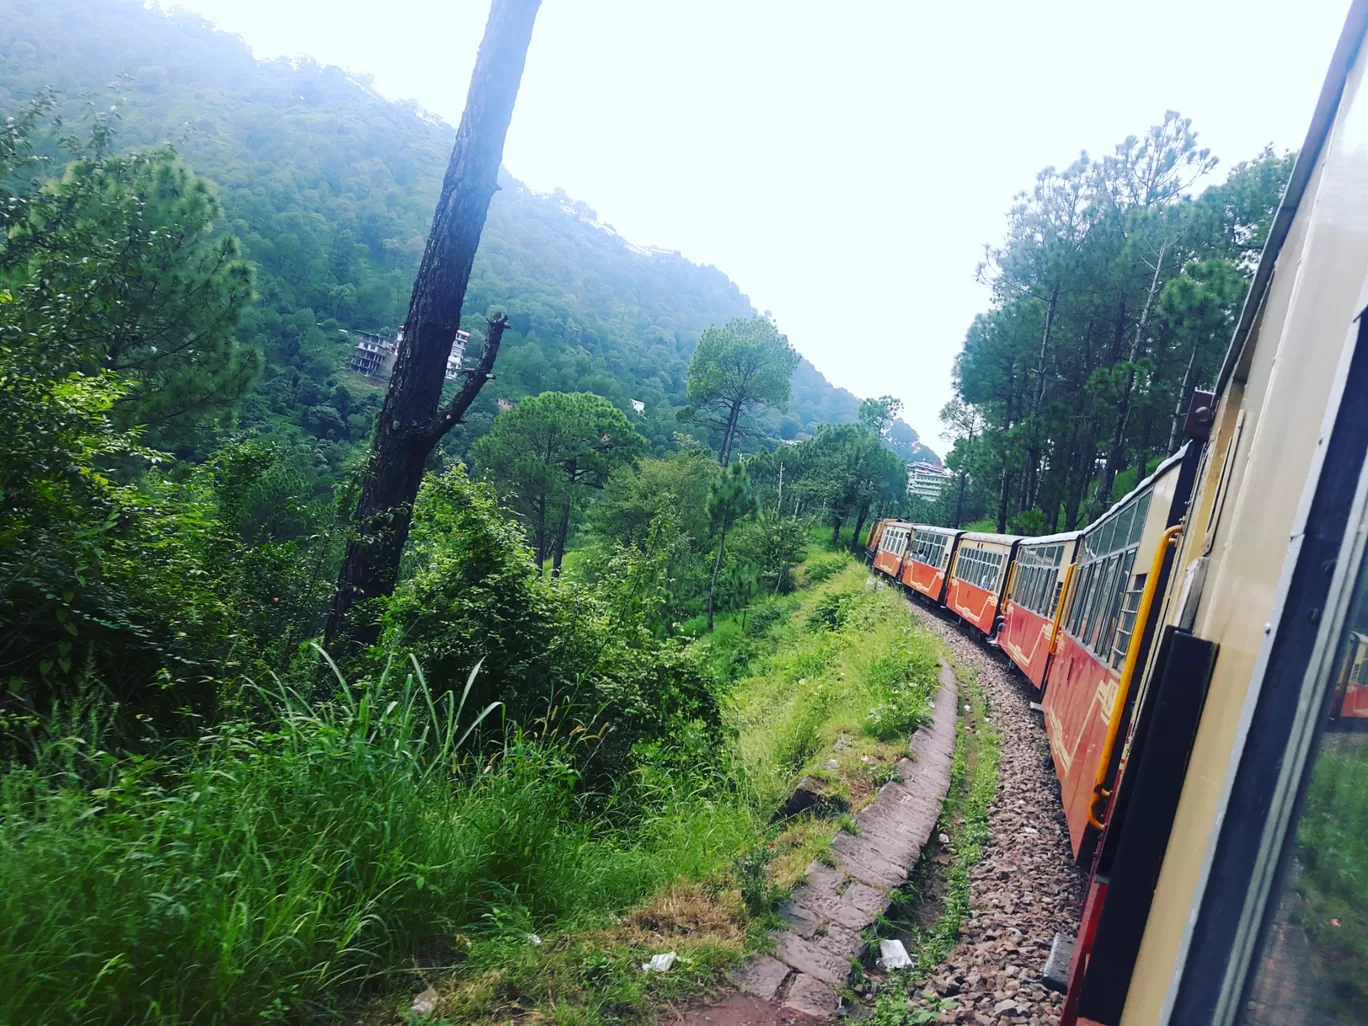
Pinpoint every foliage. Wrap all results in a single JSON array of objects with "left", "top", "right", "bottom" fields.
[
  {"left": 383, "top": 465, "right": 718, "bottom": 783},
  {"left": 714, "top": 562, "right": 942, "bottom": 811},
  {"left": 0, "top": 107, "right": 264, "bottom": 724},
  {"left": 685, "top": 316, "right": 801, "bottom": 465},
  {"left": 0, "top": 99, "right": 257, "bottom": 453},
  {"left": 1294, "top": 740, "right": 1368, "bottom": 1021},
  {"left": 0, "top": 658, "right": 757, "bottom": 1025},
  {"left": 937, "top": 112, "right": 1294, "bottom": 533},
  {"left": 472, "top": 391, "right": 646, "bottom": 571}
]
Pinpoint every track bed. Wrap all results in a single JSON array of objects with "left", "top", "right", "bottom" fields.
[{"left": 903, "top": 600, "right": 1086, "bottom": 1025}]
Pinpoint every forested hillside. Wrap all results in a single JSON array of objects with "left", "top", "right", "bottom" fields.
[
  {"left": 920, "top": 114, "right": 1294, "bottom": 533},
  {"left": 0, "top": 0, "right": 934, "bottom": 466}
]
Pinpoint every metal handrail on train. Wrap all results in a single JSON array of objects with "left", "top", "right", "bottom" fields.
[{"left": 1087, "top": 524, "right": 1184, "bottom": 830}]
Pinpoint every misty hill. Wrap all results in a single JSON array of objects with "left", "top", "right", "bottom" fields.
[{"left": 0, "top": 0, "right": 936, "bottom": 463}]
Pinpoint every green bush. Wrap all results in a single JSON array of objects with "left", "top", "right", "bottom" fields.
[{"left": 382, "top": 466, "right": 721, "bottom": 784}]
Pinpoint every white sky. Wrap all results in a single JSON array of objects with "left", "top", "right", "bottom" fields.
[{"left": 164, "top": 0, "right": 1349, "bottom": 449}]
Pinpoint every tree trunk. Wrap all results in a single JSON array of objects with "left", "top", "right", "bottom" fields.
[
  {"left": 719, "top": 398, "right": 742, "bottom": 467},
  {"left": 535, "top": 491, "right": 547, "bottom": 575},
  {"left": 831, "top": 517, "right": 842, "bottom": 547},
  {"left": 1101, "top": 236, "right": 1170, "bottom": 503},
  {"left": 851, "top": 502, "right": 869, "bottom": 553},
  {"left": 1167, "top": 345, "right": 1198, "bottom": 453},
  {"left": 954, "top": 471, "right": 967, "bottom": 528},
  {"left": 996, "top": 465, "right": 1014, "bottom": 534},
  {"left": 324, "top": 0, "right": 540, "bottom": 654},
  {"left": 706, "top": 520, "right": 731, "bottom": 632},
  {"left": 552, "top": 462, "right": 575, "bottom": 577}
]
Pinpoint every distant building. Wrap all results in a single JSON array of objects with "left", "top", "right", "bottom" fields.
[
  {"left": 908, "top": 460, "right": 953, "bottom": 501},
  {"left": 631, "top": 399, "right": 646, "bottom": 416},
  {"left": 349, "top": 330, "right": 398, "bottom": 377},
  {"left": 444, "top": 329, "right": 471, "bottom": 382}
]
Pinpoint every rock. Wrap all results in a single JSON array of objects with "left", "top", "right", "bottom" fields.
[
  {"left": 783, "top": 973, "right": 841, "bottom": 1018},
  {"left": 410, "top": 986, "right": 439, "bottom": 1017},
  {"left": 732, "top": 954, "right": 791, "bottom": 1000},
  {"left": 773, "top": 776, "right": 850, "bottom": 821},
  {"left": 995, "top": 999, "right": 1019, "bottom": 1015},
  {"left": 938, "top": 832, "right": 951, "bottom": 845}
]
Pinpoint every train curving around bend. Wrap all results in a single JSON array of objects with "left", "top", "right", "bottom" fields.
[{"left": 864, "top": 7, "right": 1368, "bottom": 1010}]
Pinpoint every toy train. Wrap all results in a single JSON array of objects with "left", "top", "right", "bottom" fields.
[
  {"left": 865, "top": 443, "right": 1203, "bottom": 866},
  {"left": 867, "top": 6, "right": 1368, "bottom": 1025}
]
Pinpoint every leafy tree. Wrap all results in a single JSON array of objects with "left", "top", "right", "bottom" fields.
[
  {"left": 706, "top": 463, "right": 757, "bottom": 631},
  {"left": 474, "top": 392, "right": 645, "bottom": 574},
  {"left": 858, "top": 395, "right": 904, "bottom": 436},
  {"left": 686, "top": 316, "right": 799, "bottom": 466},
  {"left": 0, "top": 102, "right": 257, "bottom": 450}
]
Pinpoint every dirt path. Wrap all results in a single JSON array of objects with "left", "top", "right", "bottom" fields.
[{"left": 902, "top": 602, "right": 1086, "bottom": 1026}]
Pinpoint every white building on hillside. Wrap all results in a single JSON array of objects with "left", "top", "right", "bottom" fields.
[{"left": 907, "top": 460, "right": 953, "bottom": 501}]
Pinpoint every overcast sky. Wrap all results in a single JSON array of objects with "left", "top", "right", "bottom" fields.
[{"left": 165, "top": 0, "right": 1348, "bottom": 449}]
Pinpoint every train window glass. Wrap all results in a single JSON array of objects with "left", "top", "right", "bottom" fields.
[
  {"left": 1110, "top": 570, "right": 1146, "bottom": 669},
  {"left": 1096, "top": 549, "right": 1137, "bottom": 659},
  {"left": 1130, "top": 492, "right": 1151, "bottom": 546},
  {"left": 1237, "top": 570, "right": 1368, "bottom": 1025},
  {"left": 1087, "top": 554, "right": 1121, "bottom": 651}
]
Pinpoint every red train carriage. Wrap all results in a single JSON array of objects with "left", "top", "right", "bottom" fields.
[
  {"left": 1331, "top": 630, "right": 1368, "bottom": 724},
  {"left": 1042, "top": 449, "right": 1192, "bottom": 862},
  {"left": 900, "top": 525, "right": 961, "bottom": 604},
  {"left": 870, "top": 520, "right": 913, "bottom": 579},
  {"left": 999, "top": 531, "right": 1081, "bottom": 690},
  {"left": 945, "top": 532, "right": 1019, "bottom": 638},
  {"left": 864, "top": 518, "right": 893, "bottom": 562}
]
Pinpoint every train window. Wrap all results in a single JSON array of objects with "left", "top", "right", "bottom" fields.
[
  {"left": 1096, "top": 549, "right": 1137, "bottom": 660},
  {"left": 1237, "top": 576, "right": 1368, "bottom": 1025},
  {"left": 1110, "top": 570, "right": 1146, "bottom": 669}
]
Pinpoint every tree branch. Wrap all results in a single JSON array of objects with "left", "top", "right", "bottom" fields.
[{"left": 425, "top": 312, "right": 508, "bottom": 441}]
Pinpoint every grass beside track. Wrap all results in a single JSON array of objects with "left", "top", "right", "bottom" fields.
[
  {"left": 865, "top": 663, "right": 1001, "bottom": 1025},
  {"left": 0, "top": 553, "right": 945, "bottom": 1026}
]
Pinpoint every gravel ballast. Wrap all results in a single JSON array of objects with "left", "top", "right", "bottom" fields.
[{"left": 902, "top": 601, "right": 1087, "bottom": 1026}]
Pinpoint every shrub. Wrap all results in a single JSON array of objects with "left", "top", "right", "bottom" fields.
[{"left": 382, "top": 466, "right": 721, "bottom": 784}]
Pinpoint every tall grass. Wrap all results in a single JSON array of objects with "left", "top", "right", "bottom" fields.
[
  {"left": 720, "top": 562, "right": 942, "bottom": 811},
  {"left": 0, "top": 658, "right": 757, "bottom": 1024}
]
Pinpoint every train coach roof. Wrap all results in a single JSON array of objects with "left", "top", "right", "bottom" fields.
[
  {"left": 1018, "top": 530, "right": 1082, "bottom": 547},
  {"left": 911, "top": 524, "right": 961, "bottom": 537},
  {"left": 960, "top": 531, "right": 1021, "bottom": 546},
  {"left": 1085, "top": 443, "right": 1189, "bottom": 532}
]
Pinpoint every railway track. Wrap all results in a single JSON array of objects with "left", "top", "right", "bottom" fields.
[{"left": 900, "top": 598, "right": 1085, "bottom": 1026}]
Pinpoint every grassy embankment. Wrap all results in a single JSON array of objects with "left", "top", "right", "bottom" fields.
[
  {"left": 865, "top": 663, "right": 1001, "bottom": 1025},
  {"left": 0, "top": 546, "right": 943, "bottom": 1026}
]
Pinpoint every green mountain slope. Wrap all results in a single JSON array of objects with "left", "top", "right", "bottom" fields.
[{"left": 0, "top": 0, "right": 935, "bottom": 463}]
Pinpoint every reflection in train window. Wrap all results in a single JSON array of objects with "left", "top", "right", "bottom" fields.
[{"left": 1240, "top": 570, "right": 1368, "bottom": 1024}]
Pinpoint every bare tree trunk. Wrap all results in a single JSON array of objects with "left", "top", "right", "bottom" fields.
[
  {"left": 325, "top": 0, "right": 540, "bottom": 653},
  {"left": 851, "top": 502, "right": 869, "bottom": 553},
  {"left": 719, "top": 398, "right": 742, "bottom": 467},
  {"left": 1023, "top": 281, "right": 1059, "bottom": 514},
  {"left": 552, "top": 491, "right": 572, "bottom": 577},
  {"left": 535, "top": 491, "right": 547, "bottom": 575},
  {"left": 1100, "top": 236, "right": 1170, "bottom": 503},
  {"left": 954, "top": 471, "right": 967, "bottom": 528},
  {"left": 831, "top": 517, "right": 842, "bottom": 547},
  {"left": 706, "top": 522, "right": 731, "bottom": 632},
  {"left": 996, "top": 465, "right": 1015, "bottom": 534},
  {"left": 1167, "top": 345, "right": 1198, "bottom": 453}
]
